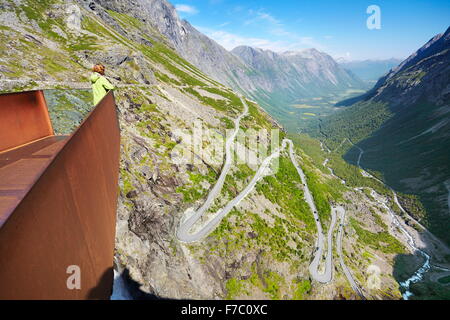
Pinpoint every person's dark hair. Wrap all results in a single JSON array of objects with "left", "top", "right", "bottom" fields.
[{"left": 92, "top": 64, "right": 106, "bottom": 75}]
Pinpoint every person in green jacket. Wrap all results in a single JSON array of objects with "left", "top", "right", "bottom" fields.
[{"left": 90, "top": 64, "right": 114, "bottom": 105}]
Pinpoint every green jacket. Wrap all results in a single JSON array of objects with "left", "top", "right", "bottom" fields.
[{"left": 90, "top": 72, "right": 114, "bottom": 105}]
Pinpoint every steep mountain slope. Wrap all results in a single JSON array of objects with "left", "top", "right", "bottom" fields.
[
  {"left": 338, "top": 58, "right": 402, "bottom": 84},
  {"left": 313, "top": 26, "right": 450, "bottom": 246},
  {"left": 1, "top": 0, "right": 448, "bottom": 300}
]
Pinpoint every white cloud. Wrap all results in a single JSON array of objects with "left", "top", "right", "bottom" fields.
[
  {"left": 332, "top": 52, "right": 352, "bottom": 61},
  {"left": 196, "top": 26, "right": 321, "bottom": 53},
  {"left": 175, "top": 4, "right": 199, "bottom": 15},
  {"left": 217, "top": 21, "right": 230, "bottom": 28},
  {"left": 193, "top": 8, "right": 328, "bottom": 54},
  {"left": 256, "top": 12, "right": 280, "bottom": 25},
  {"left": 237, "top": 9, "right": 326, "bottom": 52},
  {"left": 197, "top": 28, "right": 273, "bottom": 50},
  {"left": 232, "top": 6, "right": 245, "bottom": 13},
  {"left": 244, "top": 10, "right": 281, "bottom": 26}
]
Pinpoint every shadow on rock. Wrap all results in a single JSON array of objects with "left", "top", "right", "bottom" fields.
[
  {"left": 112, "top": 268, "right": 175, "bottom": 300},
  {"left": 393, "top": 230, "right": 450, "bottom": 300}
]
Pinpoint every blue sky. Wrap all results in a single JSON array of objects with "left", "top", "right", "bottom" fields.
[{"left": 173, "top": 0, "right": 450, "bottom": 60}]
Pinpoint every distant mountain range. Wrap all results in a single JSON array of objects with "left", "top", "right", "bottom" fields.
[
  {"left": 231, "top": 46, "right": 365, "bottom": 103},
  {"left": 338, "top": 58, "right": 402, "bottom": 83},
  {"left": 314, "top": 26, "right": 450, "bottom": 245}
]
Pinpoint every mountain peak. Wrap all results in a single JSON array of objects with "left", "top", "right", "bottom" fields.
[
  {"left": 282, "top": 48, "right": 322, "bottom": 57},
  {"left": 284, "top": 48, "right": 320, "bottom": 54},
  {"left": 232, "top": 45, "right": 264, "bottom": 54}
]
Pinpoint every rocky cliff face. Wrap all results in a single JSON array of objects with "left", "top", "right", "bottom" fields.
[{"left": 1, "top": 0, "right": 448, "bottom": 300}]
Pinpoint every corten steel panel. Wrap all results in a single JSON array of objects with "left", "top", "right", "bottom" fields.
[
  {"left": 0, "top": 92, "right": 120, "bottom": 300},
  {"left": 0, "top": 136, "right": 68, "bottom": 227},
  {"left": 0, "top": 91, "right": 54, "bottom": 152}
]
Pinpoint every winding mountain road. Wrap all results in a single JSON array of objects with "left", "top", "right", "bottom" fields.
[
  {"left": 177, "top": 104, "right": 338, "bottom": 284},
  {"left": 288, "top": 142, "right": 336, "bottom": 283},
  {"left": 325, "top": 137, "right": 448, "bottom": 299},
  {"left": 320, "top": 142, "right": 364, "bottom": 296},
  {"left": 177, "top": 97, "right": 249, "bottom": 242},
  {"left": 335, "top": 206, "right": 365, "bottom": 298},
  {"left": 444, "top": 180, "right": 450, "bottom": 215}
]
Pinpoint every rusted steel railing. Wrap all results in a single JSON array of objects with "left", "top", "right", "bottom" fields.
[{"left": 0, "top": 90, "right": 120, "bottom": 299}]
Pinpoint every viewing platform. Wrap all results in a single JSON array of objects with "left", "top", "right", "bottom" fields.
[{"left": 0, "top": 89, "right": 120, "bottom": 299}]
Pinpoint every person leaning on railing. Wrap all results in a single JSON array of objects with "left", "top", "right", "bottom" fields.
[{"left": 90, "top": 64, "right": 114, "bottom": 105}]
